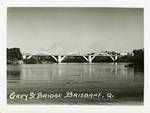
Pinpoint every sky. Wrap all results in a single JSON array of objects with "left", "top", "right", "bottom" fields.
[{"left": 7, "top": 8, "right": 144, "bottom": 54}]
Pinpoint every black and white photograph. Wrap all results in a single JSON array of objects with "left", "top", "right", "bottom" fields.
[{"left": 7, "top": 7, "right": 144, "bottom": 105}]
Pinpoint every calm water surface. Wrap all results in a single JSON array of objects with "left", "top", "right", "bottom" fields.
[{"left": 7, "top": 63, "right": 144, "bottom": 105}]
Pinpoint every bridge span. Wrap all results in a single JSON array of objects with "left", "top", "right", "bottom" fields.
[{"left": 23, "top": 53, "right": 120, "bottom": 63}]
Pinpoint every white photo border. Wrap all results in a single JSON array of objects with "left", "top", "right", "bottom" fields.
[{"left": 0, "top": 0, "right": 150, "bottom": 113}]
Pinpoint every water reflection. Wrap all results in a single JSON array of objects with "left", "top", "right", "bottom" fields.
[
  {"left": 7, "top": 63, "right": 138, "bottom": 88},
  {"left": 7, "top": 65, "right": 22, "bottom": 83},
  {"left": 7, "top": 70, "right": 21, "bottom": 80},
  {"left": 7, "top": 63, "right": 144, "bottom": 104}
]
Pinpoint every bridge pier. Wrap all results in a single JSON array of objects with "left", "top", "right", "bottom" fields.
[
  {"left": 50, "top": 55, "right": 65, "bottom": 63},
  {"left": 88, "top": 55, "right": 93, "bottom": 63},
  {"left": 57, "top": 55, "right": 65, "bottom": 63},
  {"left": 115, "top": 54, "right": 118, "bottom": 61},
  {"left": 82, "top": 55, "right": 96, "bottom": 63},
  {"left": 109, "top": 54, "right": 118, "bottom": 62}
]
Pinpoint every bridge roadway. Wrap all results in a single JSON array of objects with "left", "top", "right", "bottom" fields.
[{"left": 25, "top": 54, "right": 120, "bottom": 63}]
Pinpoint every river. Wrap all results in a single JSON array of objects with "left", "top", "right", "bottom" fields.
[{"left": 7, "top": 63, "right": 144, "bottom": 105}]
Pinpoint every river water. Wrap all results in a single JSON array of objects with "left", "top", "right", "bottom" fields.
[{"left": 7, "top": 63, "right": 144, "bottom": 105}]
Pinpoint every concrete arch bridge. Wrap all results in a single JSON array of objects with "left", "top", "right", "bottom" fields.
[{"left": 23, "top": 52, "right": 120, "bottom": 63}]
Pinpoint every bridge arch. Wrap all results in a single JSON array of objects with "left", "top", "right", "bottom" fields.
[{"left": 23, "top": 51, "right": 118, "bottom": 63}]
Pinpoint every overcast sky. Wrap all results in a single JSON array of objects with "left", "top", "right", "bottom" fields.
[{"left": 7, "top": 8, "right": 143, "bottom": 54}]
